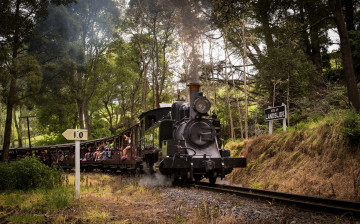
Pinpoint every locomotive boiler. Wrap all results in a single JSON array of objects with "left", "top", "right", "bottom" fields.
[{"left": 140, "top": 83, "right": 246, "bottom": 184}]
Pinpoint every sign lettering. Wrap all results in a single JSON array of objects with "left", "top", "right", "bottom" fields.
[
  {"left": 265, "top": 105, "right": 287, "bottom": 121},
  {"left": 62, "top": 129, "right": 88, "bottom": 141}
]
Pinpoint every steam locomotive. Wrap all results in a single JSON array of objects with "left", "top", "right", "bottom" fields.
[
  {"left": 140, "top": 83, "right": 246, "bottom": 184},
  {"left": 1, "top": 83, "right": 246, "bottom": 184}
]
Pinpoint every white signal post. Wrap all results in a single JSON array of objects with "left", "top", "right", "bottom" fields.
[{"left": 62, "top": 129, "right": 88, "bottom": 199}]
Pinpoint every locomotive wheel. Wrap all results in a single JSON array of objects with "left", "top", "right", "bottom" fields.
[{"left": 209, "top": 171, "right": 217, "bottom": 185}]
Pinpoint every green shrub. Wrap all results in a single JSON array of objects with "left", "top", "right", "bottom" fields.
[
  {"left": 0, "top": 162, "right": 14, "bottom": 190},
  {"left": 341, "top": 109, "right": 360, "bottom": 146},
  {"left": 0, "top": 157, "right": 63, "bottom": 191}
]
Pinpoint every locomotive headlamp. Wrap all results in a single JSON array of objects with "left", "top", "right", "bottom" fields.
[{"left": 193, "top": 97, "right": 211, "bottom": 113}]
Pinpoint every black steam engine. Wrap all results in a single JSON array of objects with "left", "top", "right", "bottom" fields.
[{"left": 140, "top": 83, "right": 246, "bottom": 184}]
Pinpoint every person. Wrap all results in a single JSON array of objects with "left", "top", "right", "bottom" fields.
[
  {"left": 40, "top": 150, "right": 47, "bottom": 161},
  {"left": 93, "top": 147, "right": 101, "bottom": 161},
  {"left": 121, "top": 135, "right": 131, "bottom": 161},
  {"left": 83, "top": 146, "right": 92, "bottom": 161},
  {"left": 106, "top": 144, "right": 112, "bottom": 158},
  {"left": 57, "top": 149, "right": 64, "bottom": 162}
]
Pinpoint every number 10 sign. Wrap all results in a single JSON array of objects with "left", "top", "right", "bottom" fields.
[{"left": 62, "top": 129, "right": 88, "bottom": 141}]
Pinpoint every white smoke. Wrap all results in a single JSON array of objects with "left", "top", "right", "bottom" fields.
[
  {"left": 216, "top": 179, "right": 243, "bottom": 187},
  {"left": 139, "top": 172, "right": 173, "bottom": 187}
]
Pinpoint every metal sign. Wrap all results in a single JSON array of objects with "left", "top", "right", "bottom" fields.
[
  {"left": 265, "top": 105, "right": 287, "bottom": 121},
  {"left": 62, "top": 129, "right": 88, "bottom": 141}
]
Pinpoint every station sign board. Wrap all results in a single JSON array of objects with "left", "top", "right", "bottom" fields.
[{"left": 265, "top": 105, "right": 287, "bottom": 121}]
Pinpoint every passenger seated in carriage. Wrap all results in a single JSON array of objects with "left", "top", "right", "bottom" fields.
[
  {"left": 105, "top": 143, "right": 112, "bottom": 158},
  {"left": 83, "top": 146, "right": 92, "bottom": 161},
  {"left": 100, "top": 146, "right": 107, "bottom": 160},
  {"left": 40, "top": 150, "right": 47, "bottom": 161},
  {"left": 93, "top": 147, "right": 100, "bottom": 161},
  {"left": 121, "top": 135, "right": 132, "bottom": 161},
  {"left": 57, "top": 149, "right": 64, "bottom": 162}
]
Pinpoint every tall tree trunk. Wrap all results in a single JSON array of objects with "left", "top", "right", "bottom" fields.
[
  {"left": 257, "top": 0, "right": 274, "bottom": 49},
  {"left": 0, "top": 101, "right": 2, "bottom": 146},
  {"left": 209, "top": 38, "right": 217, "bottom": 114},
  {"left": 11, "top": 121, "right": 15, "bottom": 148},
  {"left": 304, "top": 1, "right": 323, "bottom": 74},
  {"left": 152, "top": 57, "right": 156, "bottom": 109},
  {"left": 153, "top": 17, "right": 161, "bottom": 109},
  {"left": 159, "top": 46, "right": 167, "bottom": 100},
  {"left": 84, "top": 102, "right": 91, "bottom": 137},
  {"left": 228, "top": 45, "right": 243, "bottom": 140},
  {"left": 242, "top": 17, "right": 249, "bottom": 139},
  {"left": 329, "top": 0, "right": 360, "bottom": 112},
  {"left": 224, "top": 32, "right": 235, "bottom": 140},
  {"left": 201, "top": 36, "right": 209, "bottom": 99},
  {"left": 141, "top": 47, "right": 147, "bottom": 112},
  {"left": 2, "top": 0, "right": 20, "bottom": 162},
  {"left": 13, "top": 107, "right": 22, "bottom": 147},
  {"left": 236, "top": 71, "right": 244, "bottom": 140},
  {"left": 344, "top": 0, "right": 355, "bottom": 31},
  {"left": 77, "top": 101, "right": 85, "bottom": 129},
  {"left": 299, "top": 3, "right": 312, "bottom": 58},
  {"left": 310, "top": 25, "right": 322, "bottom": 74}
]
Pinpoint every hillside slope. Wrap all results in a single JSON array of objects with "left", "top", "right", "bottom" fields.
[{"left": 227, "top": 110, "right": 360, "bottom": 202}]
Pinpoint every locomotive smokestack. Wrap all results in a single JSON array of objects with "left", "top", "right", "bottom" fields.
[{"left": 188, "top": 82, "right": 201, "bottom": 119}]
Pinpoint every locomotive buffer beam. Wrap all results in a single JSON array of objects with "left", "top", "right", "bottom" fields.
[{"left": 162, "top": 157, "right": 246, "bottom": 174}]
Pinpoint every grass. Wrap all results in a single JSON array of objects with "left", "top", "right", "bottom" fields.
[
  {"left": 0, "top": 173, "right": 176, "bottom": 223},
  {"left": 6, "top": 215, "right": 46, "bottom": 223},
  {"left": 226, "top": 110, "right": 360, "bottom": 202}
]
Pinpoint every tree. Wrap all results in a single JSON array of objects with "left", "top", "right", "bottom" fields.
[
  {"left": 29, "top": 0, "right": 121, "bottom": 139},
  {"left": 68, "top": 0, "right": 120, "bottom": 136},
  {"left": 95, "top": 39, "right": 142, "bottom": 135},
  {"left": 0, "top": 0, "right": 74, "bottom": 162},
  {"left": 328, "top": 0, "right": 360, "bottom": 112}
]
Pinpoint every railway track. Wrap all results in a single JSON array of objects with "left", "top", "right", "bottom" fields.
[{"left": 190, "top": 182, "right": 360, "bottom": 218}]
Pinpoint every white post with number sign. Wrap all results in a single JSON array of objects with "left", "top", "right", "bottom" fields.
[{"left": 62, "top": 129, "right": 88, "bottom": 199}]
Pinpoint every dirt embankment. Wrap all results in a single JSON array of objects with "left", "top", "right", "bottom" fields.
[{"left": 227, "top": 115, "right": 360, "bottom": 202}]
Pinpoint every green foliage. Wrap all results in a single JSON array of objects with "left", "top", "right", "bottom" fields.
[
  {"left": 33, "top": 134, "right": 68, "bottom": 146},
  {"left": 0, "top": 162, "right": 13, "bottom": 190},
  {"left": 0, "top": 157, "right": 63, "bottom": 191},
  {"left": 341, "top": 109, "right": 360, "bottom": 146}
]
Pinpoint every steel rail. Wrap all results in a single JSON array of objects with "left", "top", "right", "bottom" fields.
[{"left": 192, "top": 182, "right": 360, "bottom": 218}]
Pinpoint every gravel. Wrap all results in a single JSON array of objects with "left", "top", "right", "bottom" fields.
[{"left": 160, "top": 186, "right": 357, "bottom": 223}]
